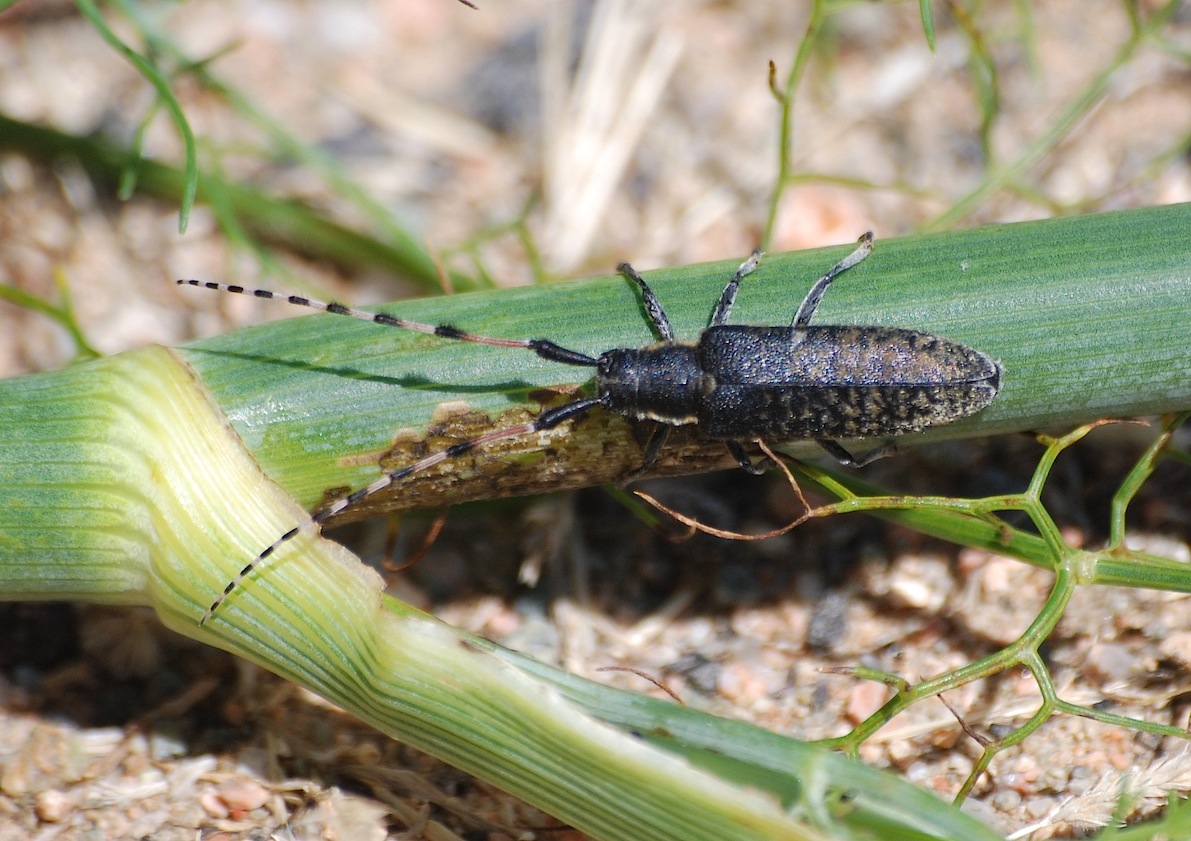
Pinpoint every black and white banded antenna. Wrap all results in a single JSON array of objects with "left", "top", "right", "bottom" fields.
[{"left": 177, "top": 280, "right": 611, "bottom": 625}]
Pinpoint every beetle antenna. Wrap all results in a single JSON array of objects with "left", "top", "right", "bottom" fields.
[
  {"left": 176, "top": 281, "right": 600, "bottom": 368},
  {"left": 199, "top": 394, "right": 604, "bottom": 624}
]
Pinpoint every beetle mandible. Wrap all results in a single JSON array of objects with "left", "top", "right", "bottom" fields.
[{"left": 181, "top": 232, "right": 1001, "bottom": 624}]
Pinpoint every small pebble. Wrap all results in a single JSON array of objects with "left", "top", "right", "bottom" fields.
[
  {"left": 1158, "top": 630, "right": 1191, "bottom": 668},
  {"left": 218, "top": 779, "right": 271, "bottom": 815},
  {"left": 1084, "top": 642, "right": 1144, "bottom": 685},
  {"left": 1024, "top": 795, "right": 1059, "bottom": 820},
  {"left": 885, "top": 555, "right": 952, "bottom": 611},
  {"left": 990, "top": 789, "right": 1022, "bottom": 811},
  {"left": 35, "top": 789, "right": 71, "bottom": 822},
  {"left": 199, "top": 788, "right": 230, "bottom": 819},
  {"left": 845, "top": 681, "right": 887, "bottom": 724}
]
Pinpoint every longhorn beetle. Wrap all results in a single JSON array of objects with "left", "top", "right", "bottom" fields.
[{"left": 181, "top": 233, "right": 1001, "bottom": 625}]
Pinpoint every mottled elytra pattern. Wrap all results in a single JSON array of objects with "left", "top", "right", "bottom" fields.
[{"left": 179, "top": 233, "right": 1000, "bottom": 624}]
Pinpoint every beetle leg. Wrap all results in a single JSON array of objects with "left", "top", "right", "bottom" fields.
[
  {"left": 709, "top": 248, "right": 763, "bottom": 326},
  {"left": 617, "top": 262, "right": 676, "bottom": 341},
  {"left": 725, "top": 440, "right": 768, "bottom": 475},
  {"left": 792, "top": 232, "right": 875, "bottom": 327},
  {"left": 816, "top": 438, "right": 897, "bottom": 468},
  {"left": 617, "top": 424, "right": 672, "bottom": 485},
  {"left": 639, "top": 424, "right": 672, "bottom": 472}
]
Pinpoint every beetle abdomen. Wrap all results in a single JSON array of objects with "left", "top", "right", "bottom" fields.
[
  {"left": 696, "top": 325, "right": 1000, "bottom": 439},
  {"left": 697, "top": 382, "right": 997, "bottom": 439}
]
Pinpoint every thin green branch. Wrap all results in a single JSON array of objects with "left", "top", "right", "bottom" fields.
[
  {"left": 107, "top": 0, "right": 452, "bottom": 286},
  {"left": 73, "top": 0, "right": 198, "bottom": 233},
  {"left": 763, "top": 0, "right": 829, "bottom": 250},
  {"left": 1109, "top": 412, "right": 1191, "bottom": 547},
  {"left": 918, "top": 0, "right": 937, "bottom": 51},
  {"left": 927, "top": 0, "right": 1184, "bottom": 229},
  {"left": 948, "top": 0, "right": 1001, "bottom": 163},
  {"left": 0, "top": 112, "right": 452, "bottom": 291},
  {"left": 0, "top": 274, "right": 100, "bottom": 360},
  {"left": 804, "top": 415, "right": 1191, "bottom": 803}
]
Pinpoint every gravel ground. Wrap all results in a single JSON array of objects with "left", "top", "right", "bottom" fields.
[{"left": 1, "top": 1, "right": 1190, "bottom": 839}]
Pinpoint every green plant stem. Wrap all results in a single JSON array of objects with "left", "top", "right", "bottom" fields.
[
  {"left": 178, "top": 206, "right": 1191, "bottom": 522},
  {"left": 0, "top": 208, "right": 1188, "bottom": 840},
  {"left": 0, "top": 276, "right": 100, "bottom": 360},
  {"left": 795, "top": 417, "right": 1191, "bottom": 803},
  {"left": 0, "top": 345, "right": 1001, "bottom": 841},
  {"left": 763, "top": 0, "right": 828, "bottom": 249}
]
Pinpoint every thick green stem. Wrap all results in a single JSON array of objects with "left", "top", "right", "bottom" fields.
[
  {"left": 2, "top": 208, "right": 1188, "bottom": 840},
  {"left": 0, "top": 345, "right": 1000, "bottom": 841},
  {"left": 178, "top": 206, "right": 1191, "bottom": 522}
]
